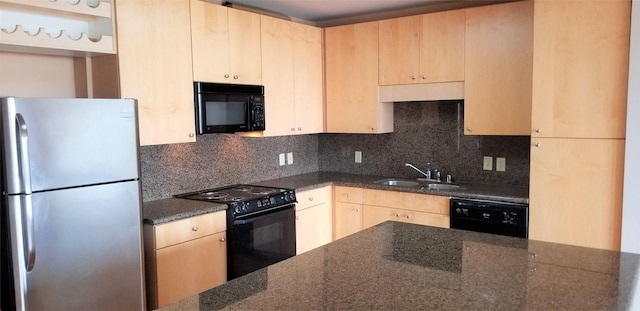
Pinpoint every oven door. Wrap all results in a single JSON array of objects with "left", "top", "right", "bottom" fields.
[{"left": 228, "top": 204, "right": 296, "bottom": 280}]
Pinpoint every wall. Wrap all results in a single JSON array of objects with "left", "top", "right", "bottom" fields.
[
  {"left": 140, "top": 133, "right": 318, "bottom": 201},
  {"left": 622, "top": 0, "right": 640, "bottom": 255},
  {"left": 0, "top": 52, "right": 80, "bottom": 97},
  {"left": 318, "top": 101, "right": 530, "bottom": 186}
]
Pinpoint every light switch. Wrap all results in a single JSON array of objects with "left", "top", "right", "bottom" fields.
[
  {"left": 278, "top": 153, "right": 285, "bottom": 166},
  {"left": 483, "top": 156, "right": 493, "bottom": 171},
  {"left": 287, "top": 152, "right": 293, "bottom": 165},
  {"left": 496, "top": 157, "right": 506, "bottom": 172},
  {"left": 355, "top": 151, "right": 362, "bottom": 163}
]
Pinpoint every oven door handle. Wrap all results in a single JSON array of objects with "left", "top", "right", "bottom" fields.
[{"left": 233, "top": 204, "right": 294, "bottom": 224}]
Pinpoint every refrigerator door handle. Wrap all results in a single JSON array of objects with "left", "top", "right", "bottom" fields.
[{"left": 15, "top": 114, "right": 36, "bottom": 271}]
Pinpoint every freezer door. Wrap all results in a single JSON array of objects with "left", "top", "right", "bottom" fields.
[
  {"left": 8, "top": 180, "right": 145, "bottom": 310},
  {"left": 1, "top": 97, "right": 140, "bottom": 194}
]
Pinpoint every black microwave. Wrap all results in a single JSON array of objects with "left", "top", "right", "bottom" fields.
[{"left": 194, "top": 82, "right": 265, "bottom": 134}]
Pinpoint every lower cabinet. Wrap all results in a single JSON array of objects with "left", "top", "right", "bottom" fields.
[
  {"left": 333, "top": 186, "right": 364, "bottom": 240},
  {"left": 362, "top": 189, "right": 450, "bottom": 229},
  {"left": 333, "top": 186, "right": 450, "bottom": 240},
  {"left": 144, "top": 211, "right": 227, "bottom": 309},
  {"left": 295, "top": 186, "right": 332, "bottom": 254}
]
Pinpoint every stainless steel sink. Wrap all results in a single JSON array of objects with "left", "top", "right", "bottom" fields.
[
  {"left": 373, "top": 179, "right": 420, "bottom": 187},
  {"left": 426, "top": 183, "right": 460, "bottom": 190}
]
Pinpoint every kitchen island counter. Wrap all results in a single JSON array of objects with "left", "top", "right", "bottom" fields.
[{"left": 157, "top": 221, "right": 640, "bottom": 311}]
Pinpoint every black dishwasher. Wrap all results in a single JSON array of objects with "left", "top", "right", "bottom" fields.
[{"left": 450, "top": 198, "right": 528, "bottom": 238}]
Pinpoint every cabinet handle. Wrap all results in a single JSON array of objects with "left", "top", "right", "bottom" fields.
[
  {"left": 466, "top": 127, "right": 472, "bottom": 132},
  {"left": 188, "top": 133, "right": 195, "bottom": 138},
  {"left": 421, "top": 75, "right": 426, "bottom": 80},
  {"left": 534, "top": 143, "right": 541, "bottom": 148},
  {"left": 395, "top": 213, "right": 400, "bottom": 217},
  {"left": 220, "top": 237, "right": 225, "bottom": 242},
  {"left": 233, "top": 75, "right": 239, "bottom": 79},
  {"left": 346, "top": 193, "right": 350, "bottom": 198},
  {"left": 309, "top": 197, "right": 313, "bottom": 201},
  {"left": 406, "top": 215, "right": 410, "bottom": 219},
  {"left": 298, "top": 127, "right": 302, "bottom": 131},
  {"left": 534, "top": 128, "right": 542, "bottom": 133},
  {"left": 355, "top": 208, "right": 359, "bottom": 212},
  {"left": 224, "top": 74, "right": 230, "bottom": 78},
  {"left": 411, "top": 75, "right": 416, "bottom": 80},
  {"left": 291, "top": 127, "right": 296, "bottom": 131},
  {"left": 192, "top": 227, "right": 198, "bottom": 232}
]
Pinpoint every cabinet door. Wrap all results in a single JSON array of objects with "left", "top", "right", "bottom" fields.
[
  {"left": 190, "top": 0, "right": 231, "bottom": 83},
  {"left": 334, "top": 202, "right": 362, "bottom": 240},
  {"left": 378, "top": 16, "right": 420, "bottom": 85},
  {"left": 326, "top": 21, "right": 392, "bottom": 134},
  {"left": 293, "top": 23, "right": 324, "bottom": 135},
  {"left": 260, "top": 15, "right": 295, "bottom": 136},
  {"left": 155, "top": 232, "right": 227, "bottom": 308},
  {"left": 363, "top": 205, "right": 450, "bottom": 229},
  {"left": 529, "top": 138, "right": 624, "bottom": 250},
  {"left": 420, "top": 10, "right": 465, "bottom": 83},
  {"left": 228, "top": 8, "right": 262, "bottom": 84},
  {"left": 296, "top": 203, "right": 333, "bottom": 254},
  {"left": 464, "top": 0, "right": 533, "bottom": 136},
  {"left": 531, "top": 0, "right": 630, "bottom": 139},
  {"left": 115, "top": 0, "right": 195, "bottom": 145}
]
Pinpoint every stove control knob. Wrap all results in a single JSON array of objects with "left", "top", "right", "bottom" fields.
[
  {"left": 289, "top": 193, "right": 296, "bottom": 202},
  {"left": 241, "top": 203, "right": 248, "bottom": 212},
  {"left": 234, "top": 206, "right": 241, "bottom": 214}
]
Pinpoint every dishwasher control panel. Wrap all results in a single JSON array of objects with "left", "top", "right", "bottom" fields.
[{"left": 450, "top": 198, "right": 528, "bottom": 238}]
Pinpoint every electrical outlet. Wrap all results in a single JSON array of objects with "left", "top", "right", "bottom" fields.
[
  {"left": 483, "top": 156, "right": 493, "bottom": 171},
  {"left": 355, "top": 151, "right": 362, "bottom": 163},
  {"left": 496, "top": 157, "right": 506, "bottom": 172},
  {"left": 278, "top": 153, "right": 285, "bottom": 166},
  {"left": 287, "top": 152, "right": 293, "bottom": 165}
]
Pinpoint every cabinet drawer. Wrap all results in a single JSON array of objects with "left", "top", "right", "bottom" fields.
[
  {"left": 334, "top": 186, "right": 363, "bottom": 204},
  {"left": 155, "top": 211, "right": 226, "bottom": 249},
  {"left": 363, "top": 205, "right": 450, "bottom": 229},
  {"left": 296, "top": 186, "right": 331, "bottom": 211},
  {"left": 362, "top": 189, "right": 449, "bottom": 214}
]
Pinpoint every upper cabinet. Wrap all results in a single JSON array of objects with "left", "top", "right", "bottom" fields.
[
  {"left": 190, "top": 1, "right": 261, "bottom": 85},
  {"left": 325, "top": 21, "right": 393, "bottom": 134},
  {"left": 530, "top": 0, "right": 630, "bottom": 139},
  {"left": 0, "top": 0, "right": 115, "bottom": 56},
  {"left": 378, "top": 10, "right": 465, "bottom": 85},
  {"left": 257, "top": 15, "right": 323, "bottom": 137},
  {"left": 464, "top": 1, "right": 533, "bottom": 136},
  {"left": 107, "top": 0, "right": 195, "bottom": 145}
]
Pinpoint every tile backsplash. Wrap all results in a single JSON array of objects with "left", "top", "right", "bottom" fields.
[
  {"left": 141, "top": 101, "right": 530, "bottom": 201},
  {"left": 318, "top": 101, "right": 530, "bottom": 186}
]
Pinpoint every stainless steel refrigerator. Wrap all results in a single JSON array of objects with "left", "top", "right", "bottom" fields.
[{"left": 0, "top": 97, "right": 145, "bottom": 310}]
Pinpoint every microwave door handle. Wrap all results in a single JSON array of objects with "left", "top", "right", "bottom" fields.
[{"left": 15, "top": 114, "right": 36, "bottom": 272}]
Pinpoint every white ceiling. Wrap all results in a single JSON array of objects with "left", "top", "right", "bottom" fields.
[{"left": 227, "top": 0, "right": 459, "bottom": 22}]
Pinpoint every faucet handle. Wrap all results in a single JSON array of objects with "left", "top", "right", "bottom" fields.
[{"left": 433, "top": 169, "right": 441, "bottom": 182}]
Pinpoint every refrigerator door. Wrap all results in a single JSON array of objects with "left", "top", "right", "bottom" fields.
[
  {"left": 1, "top": 97, "right": 139, "bottom": 194},
  {"left": 9, "top": 180, "right": 145, "bottom": 310}
]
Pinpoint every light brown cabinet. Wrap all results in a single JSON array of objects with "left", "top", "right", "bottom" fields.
[
  {"left": 528, "top": 0, "right": 630, "bottom": 251},
  {"left": 361, "top": 189, "right": 450, "bottom": 229},
  {"left": 295, "top": 186, "right": 332, "bottom": 254},
  {"left": 144, "top": 212, "right": 227, "bottom": 309},
  {"left": 529, "top": 138, "right": 625, "bottom": 250},
  {"left": 530, "top": 0, "right": 629, "bottom": 139},
  {"left": 190, "top": 0, "right": 262, "bottom": 84},
  {"left": 379, "top": 10, "right": 465, "bottom": 85},
  {"left": 464, "top": 0, "right": 533, "bottom": 136},
  {"left": 257, "top": 15, "right": 323, "bottom": 137},
  {"left": 333, "top": 186, "right": 364, "bottom": 240},
  {"left": 325, "top": 21, "right": 393, "bottom": 134},
  {"left": 104, "top": 0, "right": 195, "bottom": 145}
]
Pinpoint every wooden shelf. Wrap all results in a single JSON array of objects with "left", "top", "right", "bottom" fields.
[
  {"left": 0, "top": 0, "right": 112, "bottom": 19},
  {"left": 0, "top": 0, "right": 114, "bottom": 56}
]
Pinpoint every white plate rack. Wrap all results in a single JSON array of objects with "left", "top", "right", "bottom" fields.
[{"left": 0, "top": 0, "right": 115, "bottom": 56}]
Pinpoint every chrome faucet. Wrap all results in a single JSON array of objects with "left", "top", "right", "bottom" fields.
[{"left": 404, "top": 163, "right": 431, "bottom": 179}]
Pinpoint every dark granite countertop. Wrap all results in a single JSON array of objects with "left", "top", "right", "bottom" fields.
[
  {"left": 254, "top": 172, "right": 529, "bottom": 204},
  {"left": 157, "top": 221, "right": 640, "bottom": 311},
  {"left": 143, "top": 172, "right": 528, "bottom": 224},
  {"left": 142, "top": 198, "right": 227, "bottom": 225}
]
